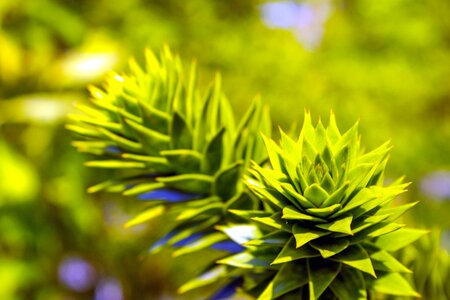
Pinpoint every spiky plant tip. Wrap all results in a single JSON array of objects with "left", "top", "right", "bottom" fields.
[
  {"left": 216, "top": 112, "right": 426, "bottom": 299},
  {"left": 68, "top": 47, "right": 271, "bottom": 257}
]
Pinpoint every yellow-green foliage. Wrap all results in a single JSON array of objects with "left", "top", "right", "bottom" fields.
[
  {"left": 68, "top": 47, "right": 271, "bottom": 255},
  {"left": 215, "top": 113, "right": 427, "bottom": 299}
]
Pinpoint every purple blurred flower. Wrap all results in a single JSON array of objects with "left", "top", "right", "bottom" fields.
[
  {"left": 95, "top": 277, "right": 123, "bottom": 300},
  {"left": 260, "top": 0, "right": 332, "bottom": 50},
  {"left": 260, "top": 1, "right": 300, "bottom": 29},
  {"left": 58, "top": 256, "right": 96, "bottom": 292},
  {"left": 420, "top": 171, "right": 450, "bottom": 200}
]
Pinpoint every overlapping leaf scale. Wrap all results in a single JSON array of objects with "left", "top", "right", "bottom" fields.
[
  {"left": 68, "top": 47, "right": 272, "bottom": 258},
  {"left": 218, "top": 112, "right": 423, "bottom": 299}
]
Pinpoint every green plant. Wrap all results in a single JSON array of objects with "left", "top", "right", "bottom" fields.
[
  {"left": 394, "top": 229, "right": 450, "bottom": 300},
  {"left": 68, "top": 47, "right": 271, "bottom": 258},
  {"left": 68, "top": 47, "right": 428, "bottom": 299},
  {"left": 198, "top": 113, "right": 427, "bottom": 299}
]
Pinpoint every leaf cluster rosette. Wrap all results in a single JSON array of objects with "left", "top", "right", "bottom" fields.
[
  {"left": 211, "top": 113, "right": 427, "bottom": 299},
  {"left": 67, "top": 47, "right": 271, "bottom": 256}
]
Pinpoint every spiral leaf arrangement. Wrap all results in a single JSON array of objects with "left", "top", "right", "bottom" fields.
[
  {"left": 67, "top": 47, "right": 271, "bottom": 257},
  {"left": 208, "top": 113, "right": 427, "bottom": 299},
  {"left": 69, "top": 47, "right": 427, "bottom": 300}
]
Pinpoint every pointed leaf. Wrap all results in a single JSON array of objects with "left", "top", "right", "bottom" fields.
[
  {"left": 316, "top": 215, "right": 353, "bottom": 235},
  {"left": 87, "top": 179, "right": 117, "bottom": 193},
  {"left": 173, "top": 233, "right": 205, "bottom": 247},
  {"left": 124, "top": 205, "right": 165, "bottom": 228},
  {"left": 281, "top": 183, "right": 315, "bottom": 209},
  {"left": 202, "top": 128, "right": 225, "bottom": 174},
  {"left": 283, "top": 206, "right": 327, "bottom": 223},
  {"left": 121, "top": 153, "right": 170, "bottom": 171},
  {"left": 307, "top": 258, "right": 341, "bottom": 300},
  {"left": 157, "top": 174, "right": 213, "bottom": 194},
  {"left": 178, "top": 265, "right": 227, "bottom": 294},
  {"left": 320, "top": 173, "right": 335, "bottom": 194},
  {"left": 310, "top": 238, "right": 350, "bottom": 258},
  {"left": 66, "top": 124, "right": 102, "bottom": 138},
  {"left": 244, "top": 231, "right": 290, "bottom": 247},
  {"left": 160, "top": 149, "right": 201, "bottom": 173},
  {"left": 376, "top": 201, "right": 418, "bottom": 222},
  {"left": 279, "top": 129, "right": 301, "bottom": 162},
  {"left": 304, "top": 183, "right": 330, "bottom": 207},
  {"left": 68, "top": 114, "right": 122, "bottom": 132},
  {"left": 350, "top": 214, "right": 391, "bottom": 234},
  {"left": 173, "top": 232, "right": 227, "bottom": 256},
  {"left": 326, "top": 112, "right": 341, "bottom": 143},
  {"left": 330, "top": 245, "right": 376, "bottom": 277},
  {"left": 301, "top": 111, "right": 316, "bottom": 146},
  {"left": 313, "top": 119, "right": 327, "bottom": 151},
  {"left": 228, "top": 209, "right": 272, "bottom": 220},
  {"left": 125, "top": 118, "right": 170, "bottom": 154},
  {"left": 258, "top": 261, "right": 308, "bottom": 299},
  {"left": 368, "top": 272, "right": 420, "bottom": 297},
  {"left": 150, "top": 216, "right": 220, "bottom": 253},
  {"left": 346, "top": 163, "right": 375, "bottom": 192},
  {"left": 296, "top": 163, "right": 310, "bottom": 192},
  {"left": 137, "top": 94, "right": 170, "bottom": 133},
  {"left": 374, "top": 228, "right": 428, "bottom": 251},
  {"left": 370, "top": 249, "right": 412, "bottom": 273},
  {"left": 176, "top": 200, "right": 222, "bottom": 221},
  {"left": 367, "top": 222, "right": 404, "bottom": 239},
  {"left": 253, "top": 212, "right": 292, "bottom": 232},
  {"left": 170, "top": 112, "right": 192, "bottom": 149},
  {"left": 218, "top": 250, "right": 277, "bottom": 269},
  {"left": 306, "top": 204, "right": 342, "bottom": 218},
  {"left": 250, "top": 184, "right": 292, "bottom": 210},
  {"left": 234, "top": 100, "right": 259, "bottom": 141},
  {"left": 123, "top": 182, "right": 164, "bottom": 196},
  {"left": 224, "top": 192, "right": 258, "bottom": 212},
  {"left": 329, "top": 267, "right": 367, "bottom": 300},
  {"left": 261, "top": 134, "right": 283, "bottom": 171},
  {"left": 214, "top": 161, "right": 242, "bottom": 200},
  {"left": 272, "top": 237, "right": 320, "bottom": 264},
  {"left": 84, "top": 160, "right": 146, "bottom": 168},
  {"left": 293, "top": 224, "right": 330, "bottom": 248},
  {"left": 321, "top": 182, "right": 349, "bottom": 207},
  {"left": 97, "top": 128, "right": 142, "bottom": 152},
  {"left": 336, "top": 188, "right": 375, "bottom": 216}
]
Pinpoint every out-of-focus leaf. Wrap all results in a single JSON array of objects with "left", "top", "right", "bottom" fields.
[
  {"left": 368, "top": 272, "right": 420, "bottom": 297},
  {"left": 137, "top": 188, "right": 203, "bottom": 202},
  {"left": 124, "top": 205, "right": 165, "bottom": 228},
  {"left": 374, "top": 228, "right": 428, "bottom": 252}
]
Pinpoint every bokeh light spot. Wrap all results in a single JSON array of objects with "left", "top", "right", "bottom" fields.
[
  {"left": 58, "top": 256, "right": 96, "bottom": 292},
  {"left": 95, "top": 277, "right": 123, "bottom": 300}
]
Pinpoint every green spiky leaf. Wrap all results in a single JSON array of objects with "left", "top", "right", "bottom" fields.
[
  {"left": 307, "top": 258, "right": 341, "bottom": 300},
  {"left": 227, "top": 112, "right": 422, "bottom": 299}
]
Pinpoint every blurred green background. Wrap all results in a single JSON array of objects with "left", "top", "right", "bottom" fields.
[{"left": 1, "top": 0, "right": 449, "bottom": 299}]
